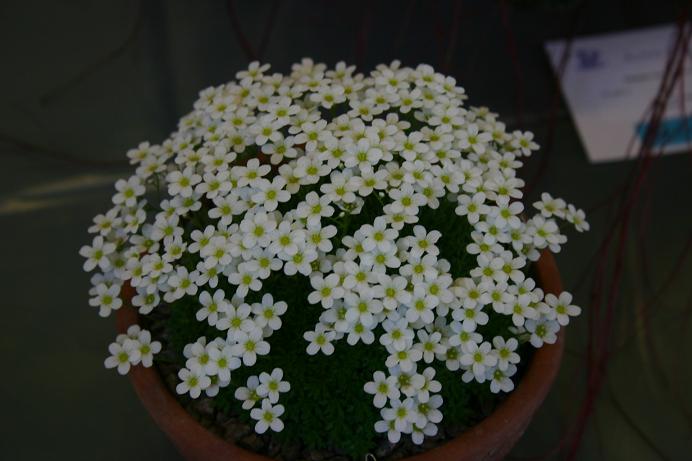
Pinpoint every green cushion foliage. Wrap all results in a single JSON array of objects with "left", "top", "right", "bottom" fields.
[{"left": 160, "top": 195, "right": 523, "bottom": 459}]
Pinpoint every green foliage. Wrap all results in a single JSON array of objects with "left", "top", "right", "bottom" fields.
[
  {"left": 160, "top": 194, "right": 518, "bottom": 459},
  {"left": 217, "top": 271, "right": 390, "bottom": 457},
  {"left": 153, "top": 104, "right": 524, "bottom": 459}
]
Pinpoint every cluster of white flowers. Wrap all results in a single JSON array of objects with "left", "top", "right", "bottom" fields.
[
  {"left": 234, "top": 368, "right": 290, "bottom": 434},
  {"left": 104, "top": 325, "right": 162, "bottom": 375},
  {"left": 82, "top": 59, "right": 587, "bottom": 445}
]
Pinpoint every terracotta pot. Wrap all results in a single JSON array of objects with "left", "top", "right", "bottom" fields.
[{"left": 116, "top": 250, "right": 565, "bottom": 461}]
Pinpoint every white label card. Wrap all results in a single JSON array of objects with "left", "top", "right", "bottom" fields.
[{"left": 545, "top": 24, "right": 692, "bottom": 163}]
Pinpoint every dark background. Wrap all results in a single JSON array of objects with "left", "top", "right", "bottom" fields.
[{"left": 1, "top": 1, "right": 691, "bottom": 460}]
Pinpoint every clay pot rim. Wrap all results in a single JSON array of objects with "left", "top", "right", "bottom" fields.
[{"left": 116, "top": 250, "right": 564, "bottom": 461}]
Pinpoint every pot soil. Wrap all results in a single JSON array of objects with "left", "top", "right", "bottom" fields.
[{"left": 116, "top": 250, "right": 564, "bottom": 461}]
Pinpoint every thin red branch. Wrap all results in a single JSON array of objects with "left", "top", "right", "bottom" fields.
[
  {"left": 441, "top": 0, "right": 463, "bottom": 74},
  {"left": 226, "top": 0, "right": 257, "bottom": 62},
  {"left": 258, "top": 0, "right": 282, "bottom": 61},
  {"left": 499, "top": 0, "right": 525, "bottom": 128}
]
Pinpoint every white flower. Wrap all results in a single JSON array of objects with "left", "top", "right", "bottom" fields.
[
  {"left": 533, "top": 192, "right": 566, "bottom": 219},
  {"left": 80, "top": 236, "right": 116, "bottom": 272},
  {"left": 270, "top": 221, "right": 304, "bottom": 257},
  {"left": 364, "top": 371, "right": 400, "bottom": 408},
  {"left": 381, "top": 398, "right": 415, "bottom": 432},
  {"left": 104, "top": 338, "right": 141, "bottom": 375},
  {"left": 209, "top": 194, "right": 245, "bottom": 226},
  {"left": 164, "top": 266, "right": 198, "bottom": 302},
  {"left": 252, "top": 293, "right": 288, "bottom": 331},
  {"left": 360, "top": 216, "right": 398, "bottom": 252},
  {"left": 414, "top": 330, "right": 445, "bottom": 363},
  {"left": 411, "top": 421, "right": 439, "bottom": 445},
  {"left": 245, "top": 250, "right": 283, "bottom": 280},
  {"left": 460, "top": 341, "right": 497, "bottom": 380},
  {"left": 89, "top": 208, "right": 121, "bottom": 235},
  {"left": 400, "top": 253, "right": 438, "bottom": 284},
  {"left": 457, "top": 123, "right": 492, "bottom": 154},
  {"left": 89, "top": 283, "right": 123, "bottom": 317},
  {"left": 511, "top": 130, "right": 539, "bottom": 155},
  {"left": 374, "top": 274, "right": 412, "bottom": 311},
  {"left": 126, "top": 141, "right": 152, "bottom": 164},
  {"left": 490, "top": 201, "right": 524, "bottom": 229},
  {"left": 342, "top": 260, "right": 377, "bottom": 292},
  {"left": 237, "top": 158, "right": 271, "bottom": 187},
  {"left": 545, "top": 292, "right": 581, "bottom": 326},
  {"left": 470, "top": 254, "right": 505, "bottom": 285},
  {"left": 131, "top": 290, "right": 160, "bottom": 315},
  {"left": 344, "top": 138, "right": 383, "bottom": 170},
  {"left": 132, "top": 330, "right": 161, "bottom": 367},
  {"left": 504, "top": 295, "right": 537, "bottom": 327},
  {"left": 167, "top": 167, "right": 201, "bottom": 197},
  {"left": 408, "top": 226, "right": 441, "bottom": 258},
  {"left": 344, "top": 290, "right": 383, "bottom": 328},
  {"left": 228, "top": 265, "right": 262, "bottom": 298},
  {"left": 482, "top": 281, "right": 513, "bottom": 313},
  {"left": 231, "top": 329, "right": 270, "bottom": 366},
  {"left": 256, "top": 368, "right": 291, "bottom": 404},
  {"left": 196, "top": 170, "right": 232, "bottom": 199},
  {"left": 485, "top": 174, "right": 524, "bottom": 204},
  {"left": 566, "top": 204, "right": 590, "bottom": 232},
  {"left": 283, "top": 244, "right": 318, "bottom": 276},
  {"left": 452, "top": 304, "right": 489, "bottom": 332},
  {"left": 428, "top": 105, "right": 463, "bottom": 131},
  {"left": 525, "top": 318, "right": 560, "bottom": 347},
  {"left": 385, "top": 347, "right": 423, "bottom": 372},
  {"left": 416, "top": 367, "right": 442, "bottom": 404},
  {"left": 250, "top": 399, "right": 285, "bottom": 433},
  {"left": 262, "top": 134, "right": 299, "bottom": 164},
  {"left": 352, "top": 167, "right": 388, "bottom": 196},
  {"left": 308, "top": 273, "right": 344, "bottom": 308},
  {"left": 294, "top": 120, "right": 328, "bottom": 152},
  {"left": 240, "top": 211, "right": 277, "bottom": 249},
  {"left": 293, "top": 155, "right": 329, "bottom": 185},
  {"left": 527, "top": 216, "right": 562, "bottom": 250},
  {"left": 217, "top": 301, "right": 254, "bottom": 336},
  {"left": 235, "top": 375, "right": 262, "bottom": 409},
  {"left": 207, "top": 345, "right": 240, "bottom": 382},
  {"left": 176, "top": 367, "right": 211, "bottom": 398},
  {"left": 236, "top": 61, "right": 270, "bottom": 80},
  {"left": 380, "top": 318, "right": 414, "bottom": 352},
  {"left": 304, "top": 325, "right": 336, "bottom": 355},
  {"left": 320, "top": 170, "right": 358, "bottom": 203},
  {"left": 113, "top": 177, "right": 145, "bottom": 207},
  {"left": 455, "top": 192, "right": 489, "bottom": 224},
  {"left": 398, "top": 131, "right": 429, "bottom": 161},
  {"left": 488, "top": 364, "right": 517, "bottom": 393},
  {"left": 389, "top": 183, "right": 426, "bottom": 215},
  {"left": 306, "top": 224, "right": 337, "bottom": 253},
  {"left": 196, "top": 289, "right": 230, "bottom": 326},
  {"left": 374, "top": 418, "right": 402, "bottom": 444},
  {"left": 251, "top": 177, "right": 290, "bottom": 211},
  {"left": 202, "top": 236, "right": 233, "bottom": 269},
  {"left": 498, "top": 252, "right": 527, "bottom": 284},
  {"left": 296, "top": 191, "right": 335, "bottom": 227},
  {"left": 492, "top": 336, "right": 520, "bottom": 371},
  {"left": 252, "top": 118, "right": 283, "bottom": 146},
  {"left": 184, "top": 339, "right": 212, "bottom": 371},
  {"left": 405, "top": 287, "right": 436, "bottom": 324},
  {"left": 346, "top": 321, "right": 375, "bottom": 345}
]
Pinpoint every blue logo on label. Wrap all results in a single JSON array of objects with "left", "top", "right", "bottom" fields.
[
  {"left": 575, "top": 49, "right": 603, "bottom": 70},
  {"left": 636, "top": 116, "right": 692, "bottom": 148}
]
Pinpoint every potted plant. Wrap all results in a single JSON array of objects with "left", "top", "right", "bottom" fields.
[{"left": 81, "top": 59, "right": 589, "bottom": 461}]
